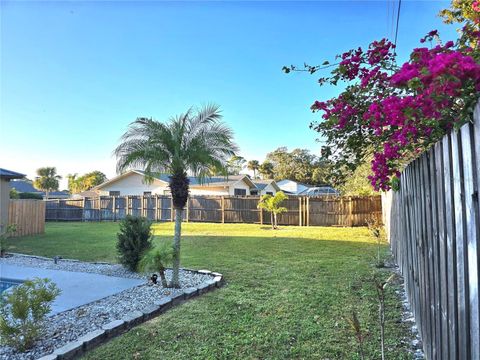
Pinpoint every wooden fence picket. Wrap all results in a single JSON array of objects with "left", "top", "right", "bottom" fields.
[
  {"left": 44, "top": 195, "right": 382, "bottom": 227},
  {"left": 383, "top": 103, "right": 480, "bottom": 359}
]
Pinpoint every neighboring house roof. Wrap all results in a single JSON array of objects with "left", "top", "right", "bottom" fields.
[
  {"left": 0, "top": 168, "right": 25, "bottom": 180},
  {"left": 299, "top": 186, "right": 339, "bottom": 196},
  {"left": 77, "top": 190, "right": 100, "bottom": 198},
  {"left": 95, "top": 170, "right": 258, "bottom": 190},
  {"left": 9, "top": 180, "right": 39, "bottom": 193},
  {"left": 276, "top": 179, "right": 313, "bottom": 188},
  {"left": 252, "top": 179, "right": 280, "bottom": 191},
  {"left": 9, "top": 180, "right": 69, "bottom": 197},
  {"left": 276, "top": 179, "right": 313, "bottom": 195}
]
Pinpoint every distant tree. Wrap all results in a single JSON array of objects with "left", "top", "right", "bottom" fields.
[
  {"left": 114, "top": 104, "right": 237, "bottom": 287},
  {"left": 9, "top": 189, "right": 19, "bottom": 199},
  {"left": 83, "top": 171, "right": 107, "bottom": 188},
  {"left": 258, "top": 161, "right": 274, "bottom": 179},
  {"left": 247, "top": 160, "right": 260, "bottom": 179},
  {"left": 67, "top": 174, "right": 80, "bottom": 194},
  {"left": 226, "top": 155, "right": 246, "bottom": 175},
  {"left": 337, "top": 161, "right": 378, "bottom": 196},
  {"left": 265, "top": 147, "right": 328, "bottom": 185},
  {"left": 257, "top": 191, "right": 288, "bottom": 229},
  {"left": 67, "top": 171, "right": 107, "bottom": 194},
  {"left": 33, "top": 167, "right": 61, "bottom": 200}
]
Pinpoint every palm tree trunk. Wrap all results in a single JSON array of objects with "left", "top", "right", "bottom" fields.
[
  {"left": 171, "top": 207, "right": 183, "bottom": 288},
  {"left": 274, "top": 213, "right": 278, "bottom": 229},
  {"left": 159, "top": 268, "right": 168, "bottom": 288}
]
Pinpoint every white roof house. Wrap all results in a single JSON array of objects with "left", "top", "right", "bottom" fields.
[
  {"left": 251, "top": 179, "right": 280, "bottom": 196},
  {"left": 276, "top": 179, "right": 311, "bottom": 195},
  {"left": 91, "top": 170, "right": 262, "bottom": 197},
  {"left": 276, "top": 179, "right": 338, "bottom": 196}
]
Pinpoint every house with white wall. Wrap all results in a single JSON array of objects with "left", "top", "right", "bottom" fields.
[
  {"left": 251, "top": 179, "right": 280, "bottom": 196},
  {"left": 92, "top": 170, "right": 259, "bottom": 196},
  {"left": 276, "top": 179, "right": 311, "bottom": 195},
  {"left": 276, "top": 179, "right": 338, "bottom": 196}
]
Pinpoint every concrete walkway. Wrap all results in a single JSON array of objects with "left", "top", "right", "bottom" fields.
[{"left": 0, "top": 264, "right": 144, "bottom": 315}]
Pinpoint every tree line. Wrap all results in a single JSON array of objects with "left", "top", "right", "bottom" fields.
[
  {"left": 224, "top": 147, "right": 329, "bottom": 186},
  {"left": 10, "top": 167, "right": 108, "bottom": 200}
]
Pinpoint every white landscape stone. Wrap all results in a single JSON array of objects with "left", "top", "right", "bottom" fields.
[{"left": 0, "top": 254, "right": 217, "bottom": 360}]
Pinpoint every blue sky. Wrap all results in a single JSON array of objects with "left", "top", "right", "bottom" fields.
[{"left": 0, "top": 0, "right": 458, "bottom": 188}]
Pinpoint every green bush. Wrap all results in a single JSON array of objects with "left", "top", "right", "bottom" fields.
[
  {"left": 0, "top": 278, "right": 60, "bottom": 351},
  {"left": 18, "top": 192, "right": 43, "bottom": 200},
  {"left": 9, "top": 188, "right": 19, "bottom": 199},
  {"left": 117, "top": 215, "right": 153, "bottom": 271}
]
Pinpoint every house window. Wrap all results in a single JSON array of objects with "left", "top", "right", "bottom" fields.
[
  {"left": 234, "top": 188, "right": 247, "bottom": 196},
  {"left": 143, "top": 191, "right": 152, "bottom": 196},
  {"left": 250, "top": 190, "right": 258, "bottom": 196},
  {"left": 109, "top": 191, "right": 120, "bottom": 196},
  {"left": 266, "top": 192, "right": 274, "bottom": 196}
]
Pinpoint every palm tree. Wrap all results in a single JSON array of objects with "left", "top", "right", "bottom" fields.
[
  {"left": 258, "top": 161, "right": 274, "bottom": 179},
  {"left": 257, "top": 191, "right": 288, "bottom": 229},
  {"left": 226, "top": 155, "right": 246, "bottom": 175},
  {"left": 247, "top": 160, "right": 260, "bottom": 179},
  {"left": 33, "top": 167, "right": 62, "bottom": 200},
  {"left": 114, "top": 104, "right": 238, "bottom": 287},
  {"left": 138, "top": 241, "right": 173, "bottom": 288}
]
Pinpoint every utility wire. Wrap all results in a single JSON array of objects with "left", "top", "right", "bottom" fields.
[
  {"left": 386, "top": 0, "right": 390, "bottom": 40},
  {"left": 393, "top": 0, "right": 402, "bottom": 54}
]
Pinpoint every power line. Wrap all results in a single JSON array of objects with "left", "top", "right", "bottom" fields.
[
  {"left": 394, "top": 0, "right": 402, "bottom": 52},
  {"left": 386, "top": 0, "right": 390, "bottom": 40},
  {"left": 391, "top": 0, "right": 395, "bottom": 41}
]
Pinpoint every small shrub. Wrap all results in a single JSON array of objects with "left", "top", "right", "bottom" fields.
[
  {"left": 0, "top": 278, "right": 60, "bottom": 351},
  {"left": 0, "top": 224, "right": 17, "bottom": 257},
  {"left": 9, "top": 188, "right": 19, "bottom": 199},
  {"left": 257, "top": 191, "right": 288, "bottom": 229},
  {"left": 139, "top": 241, "right": 174, "bottom": 288},
  {"left": 366, "top": 217, "right": 385, "bottom": 268},
  {"left": 18, "top": 192, "right": 43, "bottom": 200},
  {"left": 117, "top": 215, "right": 153, "bottom": 271},
  {"left": 346, "top": 310, "right": 367, "bottom": 360}
]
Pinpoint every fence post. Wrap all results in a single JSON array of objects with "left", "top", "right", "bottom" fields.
[
  {"left": 260, "top": 206, "right": 263, "bottom": 225},
  {"left": 349, "top": 197, "right": 354, "bottom": 227},
  {"left": 112, "top": 196, "right": 116, "bottom": 221},
  {"left": 298, "top": 197, "right": 302, "bottom": 226},
  {"left": 81, "top": 198, "right": 85, "bottom": 222},
  {"left": 159, "top": 196, "right": 163, "bottom": 221},
  {"left": 306, "top": 197, "right": 310, "bottom": 226},
  {"left": 186, "top": 197, "right": 190, "bottom": 222},
  {"left": 221, "top": 196, "right": 225, "bottom": 223},
  {"left": 170, "top": 197, "right": 174, "bottom": 222},
  {"left": 141, "top": 195, "right": 145, "bottom": 218}
]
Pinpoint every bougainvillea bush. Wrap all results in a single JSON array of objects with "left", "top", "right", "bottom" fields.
[{"left": 285, "top": 1, "right": 480, "bottom": 191}]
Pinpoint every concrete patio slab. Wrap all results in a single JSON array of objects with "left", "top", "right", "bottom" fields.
[{"left": 0, "top": 264, "right": 144, "bottom": 315}]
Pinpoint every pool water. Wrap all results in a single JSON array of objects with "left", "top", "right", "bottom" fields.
[{"left": 0, "top": 278, "right": 23, "bottom": 293}]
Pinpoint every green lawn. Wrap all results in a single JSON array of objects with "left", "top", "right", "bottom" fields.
[{"left": 5, "top": 222, "right": 412, "bottom": 359}]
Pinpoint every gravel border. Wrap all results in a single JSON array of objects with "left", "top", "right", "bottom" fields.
[
  {"left": 391, "top": 264, "right": 425, "bottom": 359},
  {"left": 0, "top": 254, "right": 224, "bottom": 360}
]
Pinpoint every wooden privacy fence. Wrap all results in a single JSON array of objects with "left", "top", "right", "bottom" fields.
[
  {"left": 382, "top": 115, "right": 480, "bottom": 359},
  {"left": 45, "top": 195, "right": 382, "bottom": 227},
  {"left": 8, "top": 200, "right": 46, "bottom": 237}
]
